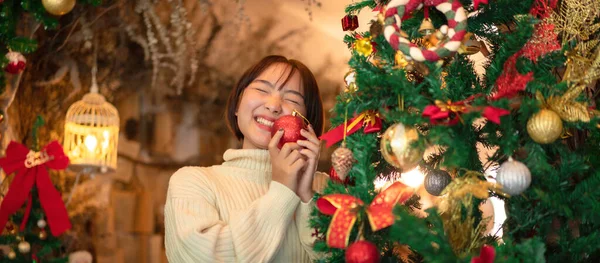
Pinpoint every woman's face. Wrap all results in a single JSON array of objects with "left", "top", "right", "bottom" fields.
[{"left": 237, "top": 63, "right": 307, "bottom": 150}]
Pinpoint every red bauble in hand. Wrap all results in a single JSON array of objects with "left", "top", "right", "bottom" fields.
[
  {"left": 345, "top": 241, "right": 380, "bottom": 263},
  {"left": 271, "top": 114, "right": 306, "bottom": 149}
]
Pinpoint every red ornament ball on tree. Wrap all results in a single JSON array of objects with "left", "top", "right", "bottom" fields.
[
  {"left": 345, "top": 241, "right": 380, "bottom": 263},
  {"left": 4, "top": 51, "right": 27, "bottom": 74},
  {"left": 271, "top": 114, "right": 306, "bottom": 149}
]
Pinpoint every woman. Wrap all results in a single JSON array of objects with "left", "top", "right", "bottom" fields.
[{"left": 164, "top": 55, "right": 328, "bottom": 262}]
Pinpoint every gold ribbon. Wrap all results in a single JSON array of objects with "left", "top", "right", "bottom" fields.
[
  {"left": 346, "top": 110, "right": 381, "bottom": 132},
  {"left": 435, "top": 100, "right": 467, "bottom": 113}
]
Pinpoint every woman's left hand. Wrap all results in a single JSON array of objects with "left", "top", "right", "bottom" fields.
[{"left": 296, "top": 125, "right": 321, "bottom": 203}]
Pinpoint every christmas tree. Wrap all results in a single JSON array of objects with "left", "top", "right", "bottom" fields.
[
  {"left": 0, "top": 117, "right": 71, "bottom": 262},
  {"left": 313, "top": 0, "right": 599, "bottom": 262}
]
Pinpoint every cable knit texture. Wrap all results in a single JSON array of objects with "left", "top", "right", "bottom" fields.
[{"left": 164, "top": 149, "right": 328, "bottom": 263}]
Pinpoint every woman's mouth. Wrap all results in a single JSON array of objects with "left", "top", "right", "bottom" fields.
[{"left": 255, "top": 116, "right": 274, "bottom": 128}]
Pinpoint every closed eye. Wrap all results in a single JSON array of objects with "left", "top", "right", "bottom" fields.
[
  {"left": 285, "top": 99, "right": 300, "bottom": 105},
  {"left": 255, "top": 88, "right": 268, "bottom": 93}
]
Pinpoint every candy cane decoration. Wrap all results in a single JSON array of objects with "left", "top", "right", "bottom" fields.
[{"left": 383, "top": 0, "right": 468, "bottom": 62}]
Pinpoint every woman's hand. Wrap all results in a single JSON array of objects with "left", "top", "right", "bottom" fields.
[
  {"left": 296, "top": 125, "right": 321, "bottom": 202},
  {"left": 269, "top": 129, "right": 306, "bottom": 192}
]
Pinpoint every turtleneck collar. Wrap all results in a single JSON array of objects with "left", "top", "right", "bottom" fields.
[{"left": 222, "top": 149, "right": 272, "bottom": 173}]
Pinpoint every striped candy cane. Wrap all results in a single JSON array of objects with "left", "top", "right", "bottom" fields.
[{"left": 383, "top": 0, "right": 468, "bottom": 62}]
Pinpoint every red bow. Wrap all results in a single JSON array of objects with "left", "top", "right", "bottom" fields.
[
  {"left": 423, "top": 96, "right": 510, "bottom": 125},
  {"left": 423, "top": 100, "right": 468, "bottom": 126},
  {"left": 316, "top": 182, "right": 413, "bottom": 248},
  {"left": 471, "top": 245, "right": 496, "bottom": 263},
  {"left": 0, "top": 141, "right": 72, "bottom": 236},
  {"left": 320, "top": 111, "right": 382, "bottom": 148}
]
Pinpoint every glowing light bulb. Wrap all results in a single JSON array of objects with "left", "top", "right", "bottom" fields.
[
  {"left": 399, "top": 167, "right": 425, "bottom": 188},
  {"left": 84, "top": 135, "right": 98, "bottom": 152},
  {"left": 374, "top": 176, "right": 391, "bottom": 192},
  {"left": 71, "top": 147, "right": 80, "bottom": 157}
]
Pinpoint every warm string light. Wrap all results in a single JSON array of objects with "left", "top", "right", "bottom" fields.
[{"left": 375, "top": 167, "right": 425, "bottom": 192}]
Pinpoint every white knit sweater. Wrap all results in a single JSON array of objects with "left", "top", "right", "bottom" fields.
[{"left": 164, "top": 149, "right": 328, "bottom": 263}]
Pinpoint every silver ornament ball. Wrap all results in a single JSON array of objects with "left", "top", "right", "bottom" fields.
[
  {"left": 37, "top": 219, "right": 47, "bottom": 229},
  {"left": 424, "top": 169, "right": 452, "bottom": 196},
  {"left": 496, "top": 157, "right": 531, "bottom": 196}
]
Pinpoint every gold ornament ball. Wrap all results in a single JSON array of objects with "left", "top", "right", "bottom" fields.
[
  {"left": 18, "top": 241, "right": 30, "bottom": 254},
  {"left": 39, "top": 230, "right": 47, "bottom": 240},
  {"left": 42, "top": 0, "right": 76, "bottom": 16},
  {"left": 380, "top": 123, "right": 423, "bottom": 172},
  {"left": 7, "top": 250, "right": 16, "bottom": 259},
  {"left": 527, "top": 109, "right": 563, "bottom": 144}
]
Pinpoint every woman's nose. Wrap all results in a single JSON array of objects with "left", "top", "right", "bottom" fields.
[{"left": 264, "top": 95, "right": 283, "bottom": 114}]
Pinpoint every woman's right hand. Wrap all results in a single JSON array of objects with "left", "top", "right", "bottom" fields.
[{"left": 269, "top": 129, "right": 306, "bottom": 192}]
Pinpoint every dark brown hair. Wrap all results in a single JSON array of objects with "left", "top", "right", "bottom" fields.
[{"left": 225, "top": 55, "right": 324, "bottom": 141}]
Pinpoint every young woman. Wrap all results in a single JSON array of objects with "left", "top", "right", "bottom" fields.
[{"left": 164, "top": 55, "right": 328, "bottom": 262}]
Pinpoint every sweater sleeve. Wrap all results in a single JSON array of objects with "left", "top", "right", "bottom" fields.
[
  {"left": 164, "top": 167, "right": 301, "bottom": 263},
  {"left": 295, "top": 171, "right": 330, "bottom": 260}
]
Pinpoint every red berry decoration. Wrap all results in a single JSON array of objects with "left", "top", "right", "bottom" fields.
[
  {"left": 4, "top": 51, "right": 26, "bottom": 74},
  {"left": 345, "top": 241, "right": 380, "bottom": 263},
  {"left": 271, "top": 114, "right": 306, "bottom": 149}
]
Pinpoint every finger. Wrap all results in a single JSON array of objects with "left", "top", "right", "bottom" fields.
[
  {"left": 299, "top": 148, "right": 317, "bottom": 160},
  {"left": 268, "top": 129, "right": 284, "bottom": 155},
  {"left": 280, "top": 142, "right": 302, "bottom": 158},
  {"left": 297, "top": 140, "right": 320, "bottom": 154},
  {"left": 300, "top": 129, "right": 321, "bottom": 148},
  {"left": 286, "top": 149, "right": 303, "bottom": 163},
  {"left": 299, "top": 149, "right": 318, "bottom": 173},
  {"left": 291, "top": 159, "right": 307, "bottom": 173}
]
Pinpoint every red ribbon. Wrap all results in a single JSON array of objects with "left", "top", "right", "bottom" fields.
[
  {"left": 490, "top": 1, "right": 559, "bottom": 101},
  {"left": 316, "top": 182, "right": 413, "bottom": 248},
  {"left": 0, "top": 141, "right": 72, "bottom": 236},
  {"left": 422, "top": 95, "right": 510, "bottom": 125},
  {"left": 471, "top": 245, "right": 496, "bottom": 263},
  {"left": 422, "top": 100, "right": 467, "bottom": 126},
  {"left": 320, "top": 111, "right": 382, "bottom": 148},
  {"left": 482, "top": 106, "right": 510, "bottom": 124}
]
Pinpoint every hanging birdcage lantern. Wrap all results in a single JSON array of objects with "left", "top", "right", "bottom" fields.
[{"left": 63, "top": 57, "right": 119, "bottom": 174}]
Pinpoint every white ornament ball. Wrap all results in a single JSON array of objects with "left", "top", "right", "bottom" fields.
[
  {"left": 496, "top": 157, "right": 531, "bottom": 196},
  {"left": 18, "top": 241, "right": 30, "bottom": 254},
  {"left": 37, "top": 219, "right": 47, "bottom": 229}
]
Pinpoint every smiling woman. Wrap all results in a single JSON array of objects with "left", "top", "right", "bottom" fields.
[
  {"left": 164, "top": 55, "right": 329, "bottom": 263},
  {"left": 226, "top": 56, "right": 324, "bottom": 146}
]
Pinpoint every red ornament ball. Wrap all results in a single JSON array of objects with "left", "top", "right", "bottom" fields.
[
  {"left": 4, "top": 51, "right": 26, "bottom": 74},
  {"left": 345, "top": 241, "right": 380, "bottom": 263},
  {"left": 271, "top": 115, "right": 306, "bottom": 149}
]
